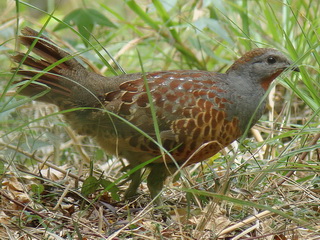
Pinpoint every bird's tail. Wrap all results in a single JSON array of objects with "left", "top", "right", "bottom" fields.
[{"left": 12, "top": 27, "right": 107, "bottom": 107}]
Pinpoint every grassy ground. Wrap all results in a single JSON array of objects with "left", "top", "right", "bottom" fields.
[{"left": 0, "top": 0, "right": 319, "bottom": 239}]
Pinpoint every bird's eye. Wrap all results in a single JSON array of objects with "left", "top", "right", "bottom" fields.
[{"left": 267, "top": 57, "right": 277, "bottom": 64}]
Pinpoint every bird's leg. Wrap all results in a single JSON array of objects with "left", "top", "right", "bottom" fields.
[
  {"left": 123, "top": 167, "right": 142, "bottom": 199},
  {"left": 147, "top": 164, "right": 176, "bottom": 204}
]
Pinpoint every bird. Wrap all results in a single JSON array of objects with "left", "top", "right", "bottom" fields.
[{"left": 12, "top": 27, "right": 300, "bottom": 201}]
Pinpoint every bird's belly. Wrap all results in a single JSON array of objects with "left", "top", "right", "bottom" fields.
[{"left": 94, "top": 116, "right": 242, "bottom": 167}]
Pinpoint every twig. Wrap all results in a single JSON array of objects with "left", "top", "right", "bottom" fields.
[{"left": 0, "top": 141, "right": 84, "bottom": 181}]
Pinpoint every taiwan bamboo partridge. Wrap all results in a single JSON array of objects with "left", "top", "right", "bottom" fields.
[{"left": 12, "top": 27, "right": 299, "bottom": 200}]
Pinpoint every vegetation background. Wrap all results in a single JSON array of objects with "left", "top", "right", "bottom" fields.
[{"left": 0, "top": 0, "right": 319, "bottom": 239}]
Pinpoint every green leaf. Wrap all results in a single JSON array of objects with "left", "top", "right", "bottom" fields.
[
  {"left": 86, "top": 8, "right": 117, "bottom": 28},
  {"left": 100, "top": 179, "right": 120, "bottom": 201},
  {"left": 77, "top": 16, "right": 94, "bottom": 43},
  {"left": 193, "top": 18, "right": 232, "bottom": 44},
  {"left": 158, "top": 0, "right": 177, "bottom": 11},
  {"left": 94, "top": 149, "right": 105, "bottom": 160},
  {"left": 0, "top": 161, "right": 5, "bottom": 175},
  {"left": 31, "top": 184, "right": 45, "bottom": 194},
  {"left": 81, "top": 176, "right": 100, "bottom": 197},
  {"left": 54, "top": 8, "right": 117, "bottom": 46}
]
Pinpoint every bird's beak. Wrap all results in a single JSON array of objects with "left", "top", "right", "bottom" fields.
[{"left": 286, "top": 61, "right": 300, "bottom": 72}]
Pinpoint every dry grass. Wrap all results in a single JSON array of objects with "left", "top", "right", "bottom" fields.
[{"left": 0, "top": 0, "right": 319, "bottom": 239}]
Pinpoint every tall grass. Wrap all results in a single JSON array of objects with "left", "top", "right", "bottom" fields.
[{"left": 0, "top": 0, "right": 319, "bottom": 239}]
